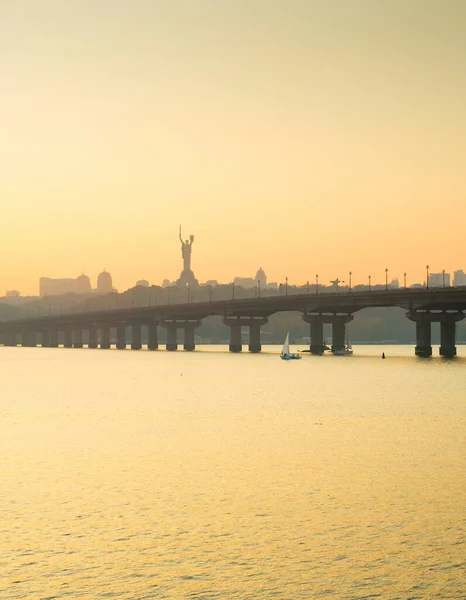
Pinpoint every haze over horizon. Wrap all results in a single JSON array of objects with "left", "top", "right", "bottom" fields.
[{"left": 2, "top": 0, "right": 465, "bottom": 295}]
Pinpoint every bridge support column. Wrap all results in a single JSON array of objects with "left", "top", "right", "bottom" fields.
[
  {"left": 302, "top": 315, "right": 325, "bottom": 355},
  {"left": 249, "top": 318, "right": 268, "bottom": 353},
  {"left": 331, "top": 315, "right": 353, "bottom": 354},
  {"left": 22, "top": 329, "right": 31, "bottom": 347},
  {"left": 42, "top": 330, "right": 50, "bottom": 347},
  {"left": 407, "top": 312, "right": 432, "bottom": 357},
  {"left": 88, "top": 326, "right": 98, "bottom": 349},
  {"left": 73, "top": 328, "right": 83, "bottom": 349},
  {"left": 183, "top": 322, "right": 200, "bottom": 351},
  {"left": 50, "top": 329, "right": 59, "bottom": 348},
  {"left": 148, "top": 322, "right": 158, "bottom": 350},
  {"left": 116, "top": 324, "right": 126, "bottom": 349},
  {"left": 64, "top": 328, "right": 73, "bottom": 348},
  {"left": 101, "top": 325, "right": 111, "bottom": 349},
  {"left": 439, "top": 312, "right": 464, "bottom": 358},
  {"left": 6, "top": 332, "right": 18, "bottom": 346},
  {"left": 226, "top": 322, "right": 242, "bottom": 352},
  {"left": 131, "top": 323, "right": 142, "bottom": 350},
  {"left": 165, "top": 323, "right": 178, "bottom": 351}
]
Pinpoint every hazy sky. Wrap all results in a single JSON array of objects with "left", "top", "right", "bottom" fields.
[{"left": 1, "top": 0, "right": 465, "bottom": 294}]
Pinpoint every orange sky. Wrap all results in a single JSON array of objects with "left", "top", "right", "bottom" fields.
[{"left": 1, "top": 0, "right": 465, "bottom": 295}]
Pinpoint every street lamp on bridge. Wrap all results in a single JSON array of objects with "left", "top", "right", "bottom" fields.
[
  {"left": 285, "top": 277, "right": 288, "bottom": 296},
  {"left": 349, "top": 271, "right": 352, "bottom": 292},
  {"left": 404, "top": 272, "right": 407, "bottom": 288},
  {"left": 315, "top": 274, "right": 319, "bottom": 295},
  {"left": 426, "top": 265, "right": 430, "bottom": 288},
  {"left": 368, "top": 275, "right": 371, "bottom": 291},
  {"left": 385, "top": 268, "right": 388, "bottom": 291},
  {"left": 306, "top": 280, "right": 309, "bottom": 295},
  {"left": 442, "top": 269, "right": 446, "bottom": 288}
]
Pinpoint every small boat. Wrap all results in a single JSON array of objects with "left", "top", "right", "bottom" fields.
[
  {"left": 280, "top": 332, "right": 302, "bottom": 360},
  {"left": 333, "top": 333, "right": 353, "bottom": 356}
]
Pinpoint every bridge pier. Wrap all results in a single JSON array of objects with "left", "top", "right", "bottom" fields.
[
  {"left": 64, "top": 328, "right": 73, "bottom": 348},
  {"left": 407, "top": 312, "right": 433, "bottom": 357},
  {"left": 183, "top": 321, "right": 200, "bottom": 351},
  {"left": 224, "top": 320, "right": 242, "bottom": 352},
  {"left": 148, "top": 322, "right": 159, "bottom": 350},
  {"left": 406, "top": 310, "right": 464, "bottom": 357},
  {"left": 88, "top": 326, "right": 98, "bottom": 349},
  {"left": 165, "top": 323, "right": 178, "bottom": 351},
  {"left": 42, "top": 329, "right": 50, "bottom": 347},
  {"left": 50, "top": 329, "right": 59, "bottom": 348},
  {"left": 439, "top": 313, "right": 463, "bottom": 357},
  {"left": 22, "top": 329, "right": 34, "bottom": 347},
  {"left": 101, "top": 325, "right": 111, "bottom": 349},
  {"left": 116, "top": 324, "right": 126, "bottom": 349},
  {"left": 302, "top": 315, "right": 325, "bottom": 355},
  {"left": 331, "top": 316, "right": 353, "bottom": 354},
  {"left": 131, "top": 323, "right": 142, "bottom": 350},
  {"left": 73, "top": 328, "right": 83, "bottom": 349},
  {"left": 6, "top": 331, "right": 17, "bottom": 346}
]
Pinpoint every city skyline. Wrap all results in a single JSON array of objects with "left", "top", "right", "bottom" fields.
[{"left": 1, "top": 0, "right": 466, "bottom": 294}]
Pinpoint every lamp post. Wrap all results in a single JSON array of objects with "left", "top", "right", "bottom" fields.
[
  {"left": 404, "top": 272, "right": 407, "bottom": 288},
  {"left": 349, "top": 271, "right": 352, "bottom": 292},
  {"left": 285, "top": 277, "right": 288, "bottom": 296},
  {"left": 426, "top": 265, "right": 430, "bottom": 288},
  {"left": 306, "top": 280, "right": 309, "bottom": 295},
  {"left": 368, "top": 275, "right": 371, "bottom": 291},
  {"left": 442, "top": 269, "right": 446, "bottom": 288},
  {"left": 315, "top": 274, "right": 319, "bottom": 295},
  {"left": 385, "top": 268, "right": 388, "bottom": 291}
]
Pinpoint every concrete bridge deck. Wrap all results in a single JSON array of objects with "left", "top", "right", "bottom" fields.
[{"left": 1, "top": 287, "right": 466, "bottom": 357}]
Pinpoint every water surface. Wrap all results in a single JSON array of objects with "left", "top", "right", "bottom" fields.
[{"left": 1, "top": 345, "right": 465, "bottom": 598}]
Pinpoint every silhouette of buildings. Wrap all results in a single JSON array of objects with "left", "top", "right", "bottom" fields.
[
  {"left": 453, "top": 270, "right": 466, "bottom": 286},
  {"left": 136, "top": 279, "right": 150, "bottom": 287},
  {"left": 5, "top": 290, "right": 20, "bottom": 297},
  {"left": 97, "top": 270, "right": 113, "bottom": 294},
  {"left": 429, "top": 272, "right": 450, "bottom": 287}
]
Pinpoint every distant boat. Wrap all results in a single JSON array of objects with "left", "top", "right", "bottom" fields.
[
  {"left": 333, "top": 332, "right": 353, "bottom": 356},
  {"left": 280, "top": 332, "right": 302, "bottom": 360}
]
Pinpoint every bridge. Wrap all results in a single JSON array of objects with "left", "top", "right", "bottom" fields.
[{"left": 1, "top": 287, "right": 466, "bottom": 357}]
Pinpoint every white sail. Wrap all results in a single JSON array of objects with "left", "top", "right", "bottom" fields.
[{"left": 282, "top": 332, "right": 290, "bottom": 355}]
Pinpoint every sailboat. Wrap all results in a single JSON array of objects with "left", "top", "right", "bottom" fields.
[
  {"left": 280, "top": 332, "right": 302, "bottom": 360},
  {"left": 333, "top": 332, "right": 353, "bottom": 355}
]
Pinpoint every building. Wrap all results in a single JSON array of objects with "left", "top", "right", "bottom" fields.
[
  {"left": 40, "top": 274, "right": 92, "bottom": 297},
  {"left": 429, "top": 272, "right": 450, "bottom": 287},
  {"left": 136, "top": 279, "right": 150, "bottom": 287},
  {"left": 75, "top": 274, "right": 92, "bottom": 294},
  {"left": 5, "top": 290, "right": 20, "bottom": 297},
  {"left": 453, "top": 270, "right": 466, "bottom": 287},
  {"left": 97, "top": 270, "right": 113, "bottom": 294},
  {"left": 255, "top": 267, "right": 267, "bottom": 288},
  {"left": 40, "top": 277, "right": 76, "bottom": 297}
]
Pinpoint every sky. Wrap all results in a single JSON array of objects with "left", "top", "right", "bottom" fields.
[{"left": 1, "top": 0, "right": 465, "bottom": 295}]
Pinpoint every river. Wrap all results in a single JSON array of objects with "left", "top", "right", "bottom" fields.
[{"left": 1, "top": 345, "right": 465, "bottom": 598}]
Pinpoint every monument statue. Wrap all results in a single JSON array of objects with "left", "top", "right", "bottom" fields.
[
  {"left": 177, "top": 225, "right": 199, "bottom": 288},
  {"left": 179, "top": 226, "right": 194, "bottom": 272}
]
